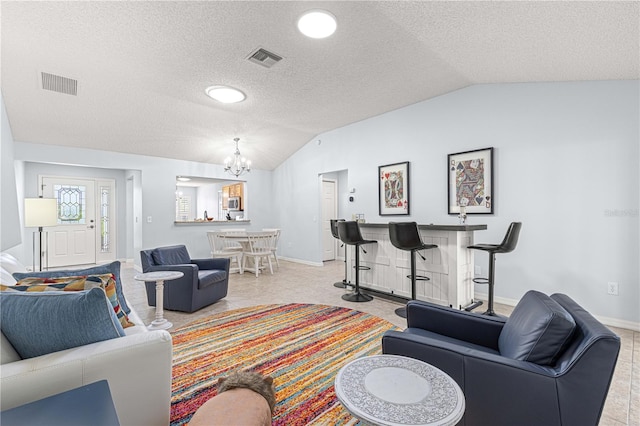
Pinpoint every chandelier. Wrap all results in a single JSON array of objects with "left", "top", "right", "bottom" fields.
[{"left": 224, "top": 138, "right": 251, "bottom": 177}]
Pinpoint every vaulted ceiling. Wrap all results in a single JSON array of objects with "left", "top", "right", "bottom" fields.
[{"left": 2, "top": 1, "right": 638, "bottom": 170}]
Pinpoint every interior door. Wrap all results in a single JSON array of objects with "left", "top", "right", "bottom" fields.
[
  {"left": 321, "top": 179, "right": 337, "bottom": 261},
  {"left": 41, "top": 177, "right": 97, "bottom": 267}
]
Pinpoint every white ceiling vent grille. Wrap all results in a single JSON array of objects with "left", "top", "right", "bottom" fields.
[
  {"left": 41, "top": 72, "right": 78, "bottom": 96},
  {"left": 247, "top": 48, "right": 283, "bottom": 68}
]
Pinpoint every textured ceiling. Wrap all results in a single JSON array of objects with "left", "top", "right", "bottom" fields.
[{"left": 2, "top": 1, "right": 638, "bottom": 170}]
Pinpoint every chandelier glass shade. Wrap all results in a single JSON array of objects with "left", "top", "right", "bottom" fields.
[{"left": 224, "top": 138, "right": 251, "bottom": 177}]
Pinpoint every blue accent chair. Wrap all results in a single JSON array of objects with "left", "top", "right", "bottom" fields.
[
  {"left": 382, "top": 291, "right": 620, "bottom": 426},
  {"left": 140, "top": 245, "right": 229, "bottom": 313}
]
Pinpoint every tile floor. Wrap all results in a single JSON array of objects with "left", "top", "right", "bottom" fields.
[{"left": 120, "top": 260, "right": 639, "bottom": 426}]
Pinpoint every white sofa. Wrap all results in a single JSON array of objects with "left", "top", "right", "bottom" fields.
[{"left": 0, "top": 254, "right": 173, "bottom": 426}]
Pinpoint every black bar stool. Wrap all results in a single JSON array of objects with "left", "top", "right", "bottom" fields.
[
  {"left": 337, "top": 221, "right": 376, "bottom": 302},
  {"left": 389, "top": 222, "right": 438, "bottom": 318},
  {"left": 467, "top": 222, "right": 522, "bottom": 316},
  {"left": 330, "top": 219, "right": 350, "bottom": 289}
]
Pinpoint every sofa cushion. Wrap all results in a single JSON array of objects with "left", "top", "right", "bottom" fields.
[
  {"left": 499, "top": 290, "right": 576, "bottom": 365},
  {"left": 152, "top": 245, "right": 191, "bottom": 266},
  {"left": 6, "top": 274, "right": 134, "bottom": 329},
  {"left": 12, "top": 261, "right": 131, "bottom": 315},
  {"left": 0, "top": 288, "right": 125, "bottom": 359},
  {"left": 198, "top": 270, "right": 227, "bottom": 289}
]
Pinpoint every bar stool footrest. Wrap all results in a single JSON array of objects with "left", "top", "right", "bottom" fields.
[
  {"left": 354, "top": 265, "right": 371, "bottom": 271},
  {"left": 407, "top": 275, "right": 430, "bottom": 281}
]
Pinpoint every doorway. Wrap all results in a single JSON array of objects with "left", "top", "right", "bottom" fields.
[
  {"left": 40, "top": 175, "right": 116, "bottom": 268},
  {"left": 321, "top": 179, "right": 337, "bottom": 261}
]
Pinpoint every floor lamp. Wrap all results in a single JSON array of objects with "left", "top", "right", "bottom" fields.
[{"left": 24, "top": 198, "right": 58, "bottom": 271}]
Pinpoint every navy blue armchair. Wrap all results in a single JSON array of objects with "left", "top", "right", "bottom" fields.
[
  {"left": 140, "top": 245, "right": 229, "bottom": 313},
  {"left": 382, "top": 291, "right": 620, "bottom": 426}
]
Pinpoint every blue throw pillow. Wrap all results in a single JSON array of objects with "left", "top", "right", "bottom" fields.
[
  {"left": 0, "top": 288, "right": 125, "bottom": 359},
  {"left": 498, "top": 290, "right": 576, "bottom": 365},
  {"left": 12, "top": 261, "right": 131, "bottom": 314}
]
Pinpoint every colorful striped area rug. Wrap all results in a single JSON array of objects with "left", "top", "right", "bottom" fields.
[{"left": 170, "top": 303, "right": 399, "bottom": 425}]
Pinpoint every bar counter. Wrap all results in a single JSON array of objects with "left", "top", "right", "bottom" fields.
[{"left": 345, "top": 222, "right": 487, "bottom": 309}]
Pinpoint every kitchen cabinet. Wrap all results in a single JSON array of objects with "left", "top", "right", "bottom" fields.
[
  {"left": 222, "top": 183, "right": 243, "bottom": 209},
  {"left": 222, "top": 186, "right": 230, "bottom": 209}
]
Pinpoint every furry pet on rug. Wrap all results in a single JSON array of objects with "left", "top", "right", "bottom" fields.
[{"left": 189, "top": 370, "right": 276, "bottom": 426}]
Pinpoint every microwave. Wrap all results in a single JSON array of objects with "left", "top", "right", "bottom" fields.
[{"left": 228, "top": 197, "right": 241, "bottom": 211}]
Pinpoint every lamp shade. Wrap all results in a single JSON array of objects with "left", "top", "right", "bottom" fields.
[{"left": 24, "top": 198, "right": 58, "bottom": 227}]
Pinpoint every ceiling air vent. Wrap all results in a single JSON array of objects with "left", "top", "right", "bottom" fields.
[
  {"left": 41, "top": 72, "right": 78, "bottom": 96},
  {"left": 247, "top": 48, "right": 283, "bottom": 68}
]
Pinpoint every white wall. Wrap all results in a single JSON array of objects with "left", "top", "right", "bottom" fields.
[
  {"left": 5, "top": 81, "right": 638, "bottom": 326},
  {"left": 273, "top": 81, "right": 640, "bottom": 326},
  {"left": 20, "top": 162, "right": 128, "bottom": 266},
  {"left": 0, "top": 95, "right": 21, "bottom": 251},
  {"left": 12, "top": 143, "right": 275, "bottom": 265}
]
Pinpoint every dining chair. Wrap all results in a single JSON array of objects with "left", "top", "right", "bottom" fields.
[
  {"left": 262, "top": 228, "right": 281, "bottom": 269},
  {"left": 207, "top": 231, "right": 242, "bottom": 273},
  {"left": 242, "top": 232, "right": 274, "bottom": 277},
  {"left": 220, "top": 228, "right": 246, "bottom": 252}
]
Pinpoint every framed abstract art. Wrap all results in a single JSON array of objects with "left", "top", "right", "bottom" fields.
[
  {"left": 379, "top": 161, "right": 410, "bottom": 215},
  {"left": 448, "top": 148, "right": 493, "bottom": 214}
]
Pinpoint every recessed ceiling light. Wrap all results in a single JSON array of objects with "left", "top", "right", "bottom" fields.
[
  {"left": 297, "top": 10, "right": 337, "bottom": 39},
  {"left": 205, "top": 85, "right": 246, "bottom": 103}
]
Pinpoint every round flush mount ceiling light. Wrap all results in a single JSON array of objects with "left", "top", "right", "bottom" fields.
[
  {"left": 297, "top": 10, "right": 337, "bottom": 39},
  {"left": 205, "top": 85, "right": 246, "bottom": 103}
]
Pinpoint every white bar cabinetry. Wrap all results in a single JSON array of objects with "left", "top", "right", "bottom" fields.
[{"left": 344, "top": 223, "right": 487, "bottom": 309}]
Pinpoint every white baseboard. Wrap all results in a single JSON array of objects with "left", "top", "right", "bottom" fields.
[
  {"left": 475, "top": 292, "right": 640, "bottom": 332},
  {"left": 279, "top": 256, "right": 323, "bottom": 267}
]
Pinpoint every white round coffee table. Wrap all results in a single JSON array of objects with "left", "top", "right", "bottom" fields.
[
  {"left": 134, "top": 271, "right": 183, "bottom": 330},
  {"left": 335, "top": 354, "right": 465, "bottom": 426}
]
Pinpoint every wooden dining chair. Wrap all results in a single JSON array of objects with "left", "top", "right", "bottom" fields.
[
  {"left": 262, "top": 228, "right": 281, "bottom": 269},
  {"left": 242, "top": 232, "right": 274, "bottom": 277},
  {"left": 207, "top": 231, "right": 242, "bottom": 273}
]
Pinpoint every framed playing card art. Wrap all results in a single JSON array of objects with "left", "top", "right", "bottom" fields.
[
  {"left": 448, "top": 148, "right": 494, "bottom": 214},
  {"left": 379, "top": 161, "right": 410, "bottom": 215}
]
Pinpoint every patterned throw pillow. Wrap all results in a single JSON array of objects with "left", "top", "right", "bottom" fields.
[
  {"left": 83, "top": 274, "right": 135, "bottom": 329},
  {"left": 4, "top": 274, "right": 134, "bottom": 329},
  {"left": 12, "top": 261, "right": 131, "bottom": 315},
  {"left": 3, "top": 276, "right": 87, "bottom": 291}
]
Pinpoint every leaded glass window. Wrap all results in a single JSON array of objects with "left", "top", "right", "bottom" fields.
[
  {"left": 100, "top": 186, "right": 110, "bottom": 252},
  {"left": 54, "top": 184, "right": 86, "bottom": 224}
]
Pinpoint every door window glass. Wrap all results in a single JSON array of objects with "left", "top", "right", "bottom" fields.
[
  {"left": 100, "top": 185, "right": 110, "bottom": 252},
  {"left": 54, "top": 184, "right": 86, "bottom": 224}
]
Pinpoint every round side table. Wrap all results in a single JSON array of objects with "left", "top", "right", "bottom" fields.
[
  {"left": 335, "top": 354, "right": 465, "bottom": 426},
  {"left": 134, "top": 271, "right": 183, "bottom": 330}
]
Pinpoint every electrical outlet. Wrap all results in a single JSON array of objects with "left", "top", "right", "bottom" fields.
[
  {"left": 607, "top": 282, "right": 619, "bottom": 296},
  {"left": 474, "top": 266, "right": 482, "bottom": 276}
]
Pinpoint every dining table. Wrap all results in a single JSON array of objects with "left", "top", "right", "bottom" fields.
[{"left": 219, "top": 231, "right": 274, "bottom": 276}]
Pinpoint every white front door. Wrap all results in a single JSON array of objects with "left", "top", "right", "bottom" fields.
[
  {"left": 321, "top": 179, "right": 337, "bottom": 261},
  {"left": 41, "top": 177, "right": 97, "bottom": 267}
]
